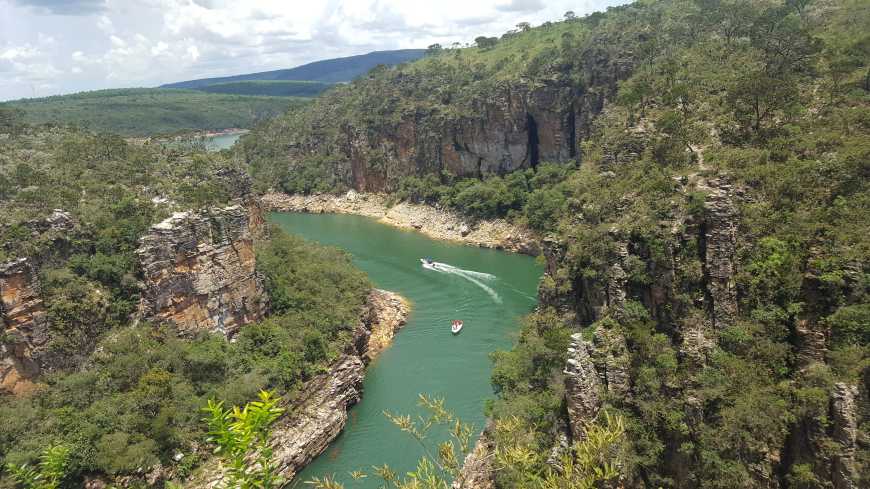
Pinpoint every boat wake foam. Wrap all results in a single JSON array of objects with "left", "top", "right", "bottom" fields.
[{"left": 429, "top": 262, "right": 502, "bottom": 304}]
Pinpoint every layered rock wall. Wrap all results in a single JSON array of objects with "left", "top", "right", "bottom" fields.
[
  {"left": 192, "top": 289, "right": 410, "bottom": 488},
  {"left": 564, "top": 333, "right": 602, "bottom": 441},
  {"left": 136, "top": 205, "right": 267, "bottom": 336},
  {"left": 0, "top": 258, "right": 47, "bottom": 394}
]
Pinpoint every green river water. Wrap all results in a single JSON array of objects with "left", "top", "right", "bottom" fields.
[{"left": 269, "top": 213, "right": 542, "bottom": 488}]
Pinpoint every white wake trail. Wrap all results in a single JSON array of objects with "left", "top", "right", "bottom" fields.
[
  {"left": 430, "top": 262, "right": 502, "bottom": 304},
  {"left": 432, "top": 262, "right": 496, "bottom": 281}
]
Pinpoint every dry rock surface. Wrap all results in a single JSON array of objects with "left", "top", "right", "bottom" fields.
[
  {"left": 363, "top": 289, "right": 411, "bottom": 360},
  {"left": 0, "top": 258, "right": 47, "bottom": 395},
  {"left": 136, "top": 205, "right": 268, "bottom": 336},
  {"left": 191, "top": 288, "right": 410, "bottom": 488},
  {"left": 263, "top": 191, "right": 538, "bottom": 255},
  {"left": 452, "top": 428, "right": 496, "bottom": 489}
]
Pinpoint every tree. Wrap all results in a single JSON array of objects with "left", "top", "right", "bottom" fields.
[
  {"left": 203, "top": 390, "right": 285, "bottom": 489},
  {"left": 564, "top": 11, "right": 576, "bottom": 21},
  {"left": 426, "top": 44, "right": 443, "bottom": 56},
  {"left": 516, "top": 22, "right": 531, "bottom": 32},
  {"left": 5, "top": 445, "right": 70, "bottom": 489},
  {"left": 475, "top": 36, "right": 498, "bottom": 49},
  {"left": 728, "top": 70, "right": 800, "bottom": 136},
  {"left": 493, "top": 411, "right": 627, "bottom": 489}
]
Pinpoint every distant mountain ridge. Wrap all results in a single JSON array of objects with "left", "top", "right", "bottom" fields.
[{"left": 160, "top": 49, "right": 427, "bottom": 89}]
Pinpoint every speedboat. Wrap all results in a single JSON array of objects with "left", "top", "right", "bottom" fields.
[
  {"left": 451, "top": 320, "right": 463, "bottom": 334},
  {"left": 421, "top": 257, "right": 438, "bottom": 270}
]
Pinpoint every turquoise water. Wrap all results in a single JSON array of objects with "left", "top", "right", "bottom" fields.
[
  {"left": 269, "top": 213, "right": 541, "bottom": 488},
  {"left": 204, "top": 132, "right": 244, "bottom": 151}
]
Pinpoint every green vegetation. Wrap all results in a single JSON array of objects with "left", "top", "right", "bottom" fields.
[
  {"left": 0, "top": 228, "right": 369, "bottom": 484},
  {"left": 1, "top": 88, "right": 308, "bottom": 136},
  {"left": 5, "top": 445, "right": 70, "bottom": 489},
  {"left": 0, "top": 110, "right": 371, "bottom": 486},
  {"left": 196, "top": 80, "right": 333, "bottom": 98},
  {"left": 307, "top": 395, "right": 627, "bottom": 489},
  {"left": 203, "top": 391, "right": 285, "bottom": 489},
  {"left": 242, "top": 0, "right": 869, "bottom": 486}
]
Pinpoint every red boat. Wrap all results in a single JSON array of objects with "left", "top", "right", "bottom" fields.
[{"left": 451, "top": 320, "right": 463, "bottom": 334}]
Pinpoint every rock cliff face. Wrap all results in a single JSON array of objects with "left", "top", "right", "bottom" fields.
[
  {"left": 452, "top": 428, "right": 496, "bottom": 489},
  {"left": 136, "top": 205, "right": 267, "bottom": 336},
  {"left": 353, "top": 80, "right": 592, "bottom": 190},
  {"left": 698, "top": 177, "right": 739, "bottom": 330},
  {"left": 564, "top": 333, "right": 602, "bottom": 441},
  {"left": 192, "top": 288, "right": 410, "bottom": 488},
  {"left": 0, "top": 258, "right": 47, "bottom": 395}
]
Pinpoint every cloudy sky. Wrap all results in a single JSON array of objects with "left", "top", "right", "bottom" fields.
[{"left": 0, "top": 0, "right": 627, "bottom": 101}]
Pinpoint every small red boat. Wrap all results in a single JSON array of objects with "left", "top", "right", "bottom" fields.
[{"left": 451, "top": 320, "right": 463, "bottom": 334}]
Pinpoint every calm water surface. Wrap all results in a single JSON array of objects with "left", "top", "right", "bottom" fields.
[
  {"left": 204, "top": 132, "right": 244, "bottom": 151},
  {"left": 269, "top": 213, "right": 541, "bottom": 488}
]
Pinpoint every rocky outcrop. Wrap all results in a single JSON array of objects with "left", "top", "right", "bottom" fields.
[
  {"left": 269, "top": 355, "right": 366, "bottom": 481},
  {"left": 263, "top": 192, "right": 539, "bottom": 255},
  {"left": 698, "top": 178, "right": 739, "bottom": 330},
  {"left": 191, "top": 289, "right": 410, "bottom": 488},
  {"left": 564, "top": 333, "right": 602, "bottom": 441},
  {"left": 452, "top": 428, "right": 496, "bottom": 489},
  {"left": 362, "top": 289, "right": 411, "bottom": 360},
  {"left": 830, "top": 383, "right": 859, "bottom": 489},
  {"left": 214, "top": 167, "right": 266, "bottom": 235},
  {"left": 136, "top": 205, "right": 267, "bottom": 336},
  {"left": 590, "top": 324, "right": 630, "bottom": 397},
  {"left": 0, "top": 258, "right": 47, "bottom": 395}
]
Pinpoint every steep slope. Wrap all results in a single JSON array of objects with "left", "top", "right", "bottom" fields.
[
  {"left": 241, "top": 1, "right": 869, "bottom": 487},
  {"left": 239, "top": 17, "right": 637, "bottom": 193},
  {"left": 160, "top": 49, "right": 427, "bottom": 89}
]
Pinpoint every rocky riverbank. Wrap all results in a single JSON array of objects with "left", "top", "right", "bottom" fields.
[
  {"left": 363, "top": 289, "right": 411, "bottom": 361},
  {"left": 262, "top": 192, "right": 539, "bottom": 255},
  {"left": 189, "top": 287, "right": 410, "bottom": 488}
]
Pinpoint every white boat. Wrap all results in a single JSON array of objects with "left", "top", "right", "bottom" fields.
[
  {"left": 421, "top": 258, "right": 438, "bottom": 270},
  {"left": 451, "top": 320, "right": 463, "bottom": 334}
]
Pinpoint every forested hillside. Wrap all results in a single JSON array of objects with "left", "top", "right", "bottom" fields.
[
  {"left": 240, "top": 0, "right": 869, "bottom": 487},
  {"left": 160, "top": 49, "right": 427, "bottom": 89},
  {"left": 0, "top": 111, "right": 372, "bottom": 486},
  {"left": 0, "top": 89, "right": 307, "bottom": 136}
]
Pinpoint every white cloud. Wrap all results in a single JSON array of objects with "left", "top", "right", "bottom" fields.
[{"left": 0, "top": 0, "right": 630, "bottom": 100}]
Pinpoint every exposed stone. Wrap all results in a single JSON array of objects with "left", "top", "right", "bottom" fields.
[
  {"left": 453, "top": 427, "right": 495, "bottom": 489},
  {"left": 25, "top": 209, "right": 75, "bottom": 235},
  {"left": 590, "top": 324, "right": 630, "bottom": 397},
  {"left": 136, "top": 206, "right": 267, "bottom": 337},
  {"left": 564, "top": 333, "right": 601, "bottom": 441},
  {"left": 214, "top": 167, "right": 266, "bottom": 236},
  {"left": 546, "top": 418, "right": 571, "bottom": 470},
  {"left": 190, "top": 289, "right": 410, "bottom": 488},
  {"left": 268, "top": 355, "right": 366, "bottom": 482},
  {"left": 605, "top": 240, "right": 629, "bottom": 313},
  {"left": 0, "top": 258, "right": 47, "bottom": 395},
  {"left": 699, "top": 178, "right": 739, "bottom": 329},
  {"left": 831, "top": 383, "right": 859, "bottom": 489},
  {"left": 262, "top": 192, "right": 539, "bottom": 255},
  {"left": 362, "top": 289, "right": 411, "bottom": 361}
]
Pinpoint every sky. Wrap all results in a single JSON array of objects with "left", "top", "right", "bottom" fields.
[{"left": 0, "top": 0, "right": 628, "bottom": 101}]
